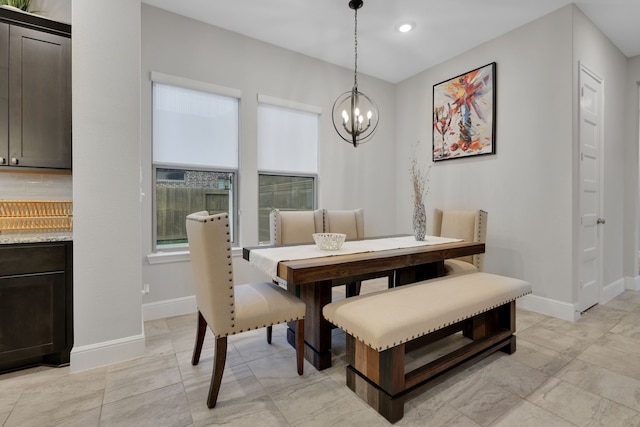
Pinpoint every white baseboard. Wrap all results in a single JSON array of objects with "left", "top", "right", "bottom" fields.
[
  {"left": 70, "top": 333, "right": 145, "bottom": 373},
  {"left": 517, "top": 294, "right": 579, "bottom": 321},
  {"left": 142, "top": 295, "right": 197, "bottom": 322},
  {"left": 519, "top": 277, "right": 634, "bottom": 322},
  {"left": 625, "top": 275, "right": 640, "bottom": 291},
  {"left": 601, "top": 278, "right": 626, "bottom": 304}
]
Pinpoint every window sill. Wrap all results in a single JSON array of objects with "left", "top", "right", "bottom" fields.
[{"left": 147, "top": 246, "right": 243, "bottom": 265}]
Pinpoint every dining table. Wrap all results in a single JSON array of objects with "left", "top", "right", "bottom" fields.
[{"left": 242, "top": 235, "right": 485, "bottom": 371}]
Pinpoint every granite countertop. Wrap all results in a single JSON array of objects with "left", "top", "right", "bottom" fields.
[{"left": 0, "top": 231, "right": 73, "bottom": 244}]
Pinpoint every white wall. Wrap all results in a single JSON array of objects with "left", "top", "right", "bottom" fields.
[
  {"left": 627, "top": 55, "right": 640, "bottom": 286},
  {"left": 140, "top": 5, "right": 396, "bottom": 307},
  {"left": 71, "top": 0, "right": 144, "bottom": 371},
  {"left": 395, "top": 5, "right": 631, "bottom": 318},
  {"left": 396, "top": 7, "right": 575, "bottom": 309}
]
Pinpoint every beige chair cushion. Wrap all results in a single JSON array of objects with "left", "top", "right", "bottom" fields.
[
  {"left": 444, "top": 259, "right": 479, "bottom": 275},
  {"left": 269, "top": 209, "right": 323, "bottom": 245},
  {"left": 323, "top": 272, "right": 531, "bottom": 351},
  {"left": 323, "top": 209, "right": 364, "bottom": 241},
  {"left": 233, "top": 282, "right": 306, "bottom": 333}
]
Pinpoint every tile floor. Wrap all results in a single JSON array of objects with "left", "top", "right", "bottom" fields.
[{"left": 2, "top": 280, "right": 640, "bottom": 426}]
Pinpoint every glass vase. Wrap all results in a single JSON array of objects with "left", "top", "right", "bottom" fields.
[{"left": 413, "top": 202, "right": 426, "bottom": 241}]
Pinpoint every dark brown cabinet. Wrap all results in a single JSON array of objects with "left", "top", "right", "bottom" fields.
[
  {"left": 0, "top": 8, "right": 71, "bottom": 170},
  {"left": 0, "top": 241, "right": 73, "bottom": 373}
]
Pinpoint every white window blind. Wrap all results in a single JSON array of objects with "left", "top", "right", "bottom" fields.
[
  {"left": 153, "top": 82, "right": 238, "bottom": 168},
  {"left": 257, "top": 102, "right": 319, "bottom": 174}
]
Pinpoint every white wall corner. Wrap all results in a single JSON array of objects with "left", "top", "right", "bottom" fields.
[
  {"left": 70, "top": 333, "right": 145, "bottom": 373},
  {"left": 601, "top": 277, "right": 626, "bottom": 303},
  {"left": 517, "top": 294, "right": 579, "bottom": 321},
  {"left": 143, "top": 296, "right": 197, "bottom": 322}
]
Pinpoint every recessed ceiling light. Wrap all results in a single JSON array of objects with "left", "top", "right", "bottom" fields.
[{"left": 396, "top": 22, "right": 415, "bottom": 33}]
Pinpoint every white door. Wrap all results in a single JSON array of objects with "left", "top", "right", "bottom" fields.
[{"left": 578, "top": 65, "right": 604, "bottom": 313}]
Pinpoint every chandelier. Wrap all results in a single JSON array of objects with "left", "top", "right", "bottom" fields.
[{"left": 332, "top": 0, "right": 379, "bottom": 147}]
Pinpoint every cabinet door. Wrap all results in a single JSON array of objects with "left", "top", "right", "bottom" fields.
[
  {"left": 8, "top": 26, "right": 71, "bottom": 169},
  {"left": 0, "top": 22, "right": 7, "bottom": 165},
  {"left": 0, "top": 272, "right": 66, "bottom": 363}
]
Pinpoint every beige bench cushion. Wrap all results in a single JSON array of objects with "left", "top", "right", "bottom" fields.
[{"left": 323, "top": 272, "right": 531, "bottom": 351}]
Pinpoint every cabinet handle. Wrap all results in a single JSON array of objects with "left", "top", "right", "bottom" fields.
[
  {"left": 10, "top": 157, "right": 19, "bottom": 165},
  {"left": 597, "top": 218, "right": 606, "bottom": 225}
]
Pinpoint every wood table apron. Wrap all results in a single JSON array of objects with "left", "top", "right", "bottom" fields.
[{"left": 242, "top": 240, "right": 485, "bottom": 371}]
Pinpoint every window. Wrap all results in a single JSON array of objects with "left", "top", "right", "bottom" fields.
[
  {"left": 257, "top": 97, "right": 320, "bottom": 243},
  {"left": 155, "top": 168, "right": 235, "bottom": 248},
  {"left": 258, "top": 174, "right": 315, "bottom": 242},
  {"left": 152, "top": 74, "right": 240, "bottom": 250}
]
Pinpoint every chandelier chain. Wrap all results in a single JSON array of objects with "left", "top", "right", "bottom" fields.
[{"left": 353, "top": 8, "right": 358, "bottom": 89}]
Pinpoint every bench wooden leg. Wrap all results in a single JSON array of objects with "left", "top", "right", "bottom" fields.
[
  {"left": 346, "top": 365, "right": 404, "bottom": 423},
  {"left": 500, "top": 335, "right": 517, "bottom": 354},
  {"left": 345, "top": 334, "right": 406, "bottom": 422}
]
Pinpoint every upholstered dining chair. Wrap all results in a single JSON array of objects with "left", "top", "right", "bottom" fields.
[
  {"left": 322, "top": 208, "right": 365, "bottom": 241},
  {"left": 432, "top": 209, "right": 488, "bottom": 275},
  {"left": 323, "top": 208, "right": 395, "bottom": 295},
  {"left": 269, "top": 209, "right": 324, "bottom": 245},
  {"left": 186, "top": 211, "right": 306, "bottom": 408}
]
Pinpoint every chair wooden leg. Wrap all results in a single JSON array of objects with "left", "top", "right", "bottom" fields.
[
  {"left": 192, "top": 310, "right": 207, "bottom": 365},
  {"left": 266, "top": 325, "right": 273, "bottom": 344},
  {"left": 207, "top": 336, "right": 228, "bottom": 409},
  {"left": 345, "top": 281, "right": 362, "bottom": 297},
  {"left": 296, "top": 318, "right": 304, "bottom": 375}
]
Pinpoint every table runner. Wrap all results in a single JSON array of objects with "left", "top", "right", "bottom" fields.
[{"left": 248, "top": 235, "right": 462, "bottom": 280}]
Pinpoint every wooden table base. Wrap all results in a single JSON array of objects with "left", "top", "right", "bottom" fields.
[{"left": 285, "top": 262, "right": 445, "bottom": 371}]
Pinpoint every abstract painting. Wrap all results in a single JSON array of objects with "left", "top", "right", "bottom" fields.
[{"left": 432, "top": 62, "right": 496, "bottom": 161}]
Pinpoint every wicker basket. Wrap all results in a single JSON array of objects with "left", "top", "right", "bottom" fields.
[{"left": 0, "top": 200, "right": 73, "bottom": 232}]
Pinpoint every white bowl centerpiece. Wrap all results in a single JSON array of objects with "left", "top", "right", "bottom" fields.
[{"left": 312, "top": 233, "right": 346, "bottom": 251}]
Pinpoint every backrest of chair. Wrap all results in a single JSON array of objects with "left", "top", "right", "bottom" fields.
[
  {"left": 269, "top": 209, "right": 323, "bottom": 245},
  {"left": 186, "top": 211, "right": 235, "bottom": 336},
  {"left": 433, "top": 209, "right": 488, "bottom": 269},
  {"left": 323, "top": 208, "right": 364, "bottom": 241}
]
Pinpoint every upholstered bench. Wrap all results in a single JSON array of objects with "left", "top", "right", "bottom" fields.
[{"left": 323, "top": 272, "right": 531, "bottom": 423}]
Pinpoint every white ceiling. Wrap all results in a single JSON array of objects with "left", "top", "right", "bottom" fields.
[{"left": 141, "top": 0, "right": 640, "bottom": 84}]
